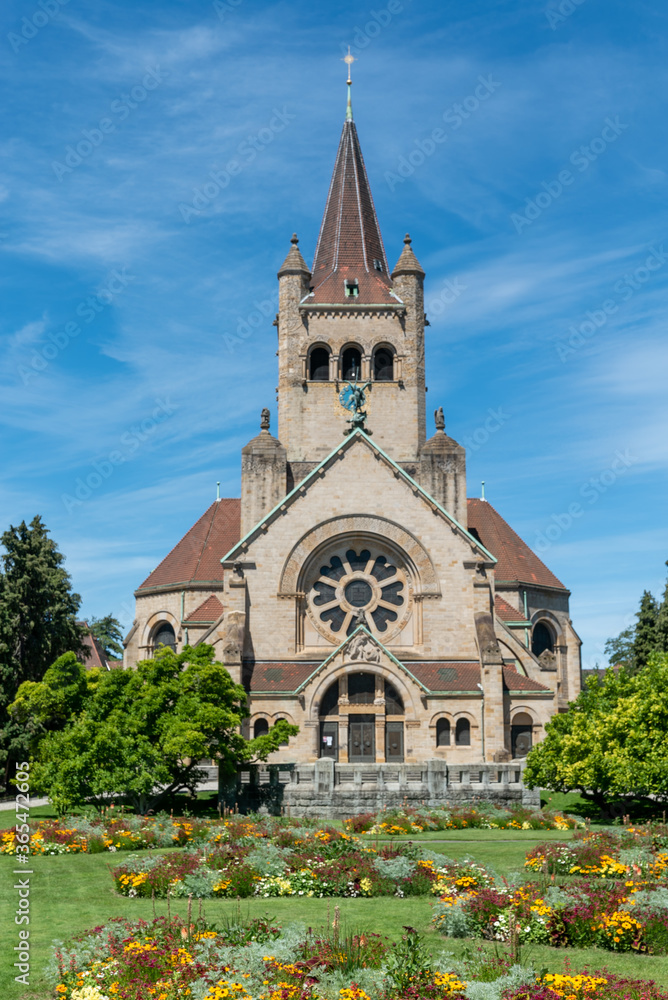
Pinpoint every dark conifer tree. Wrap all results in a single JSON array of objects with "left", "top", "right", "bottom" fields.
[{"left": 632, "top": 590, "right": 659, "bottom": 672}]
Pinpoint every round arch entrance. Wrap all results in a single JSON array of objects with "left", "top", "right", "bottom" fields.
[{"left": 318, "top": 671, "right": 405, "bottom": 762}]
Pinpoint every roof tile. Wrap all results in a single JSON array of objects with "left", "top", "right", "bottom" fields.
[
  {"left": 468, "top": 499, "right": 566, "bottom": 590},
  {"left": 183, "top": 595, "right": 224, "bottom": 624},
  {"left": 137, "top": 499, "right": 240, "bottom": 591}
]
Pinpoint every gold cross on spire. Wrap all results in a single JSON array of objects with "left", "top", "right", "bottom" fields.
[{"left": 342, "top": 46, "right": 356, "bottom": 83}]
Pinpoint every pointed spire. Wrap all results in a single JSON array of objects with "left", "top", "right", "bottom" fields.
[
  {"left": 343, "top": 46, "right": 355, "bottom": 121},
  {"left": 311, "top": 108, "right": 393, "bottom": 304},
  {"left": 277, "top": 233, "right": 311, "bottom": 278},
  {"left": 391, "top": 233, "right": 425, "bottom": 278}
]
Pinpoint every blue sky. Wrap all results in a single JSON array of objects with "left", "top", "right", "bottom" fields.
[{"left": 1, "top": 0, "right": 667, "bottom": 669}]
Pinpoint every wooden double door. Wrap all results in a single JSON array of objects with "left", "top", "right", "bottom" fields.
[{"left": 348, "top": 716, "right": 404, "bottom": 763}]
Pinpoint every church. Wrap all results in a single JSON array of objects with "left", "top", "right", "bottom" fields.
[{"left": 123, "top": 79, "right": 581, "bottom": 809}]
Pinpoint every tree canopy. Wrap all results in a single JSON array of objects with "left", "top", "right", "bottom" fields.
[
  {"left": 0, "top": 516, "right": 83, "bottom": 784},
  {"left": 11, "top": 644, "right": 298, "bottom": 814},
  {"left": 524, "top": 653, "right": 668, "bottom": 810}
]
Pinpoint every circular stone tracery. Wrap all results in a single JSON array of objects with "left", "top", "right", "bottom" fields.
[{"left": 308, "top": 547, "right": 410, "bottom": 639}]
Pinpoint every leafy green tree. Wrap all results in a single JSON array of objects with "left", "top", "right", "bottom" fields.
[
  {"left": 0, "top": 516, "right": 83, "bottom": 785},
  {"left": 11, "top": 644, "right": 298, "bottom": 814},
  {"left": 88, "top": 614, "right": 125, "bottom": 659},
  {"left": 524, "top": 653, "right": 668, "bottom": 810}
]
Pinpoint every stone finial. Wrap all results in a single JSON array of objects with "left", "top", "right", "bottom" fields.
[
  {"left": 434, "top": 406, "right": 445, "bottom": 432},
  {"left": 260, "top": 407, "right": 270, "bottom": 431},
  {"left": 404, "top": 233, "right": 412, "bottom": 245},
  {"left": 391, "top": 234, "right": 425, "bottom": 278},
  {"left": 291, "top": 233, "right": 299, "bottom": 245},
  {"left": 277, "top": 234, "right": 311, "bottom": 278}
]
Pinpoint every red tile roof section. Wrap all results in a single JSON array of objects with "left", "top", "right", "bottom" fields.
[
  {"left": 467, "top": 499, "right": 566, "bottom": 591},
  {"left": 310, "top": 119, "right": 395, "bottom": 304},
  {"left": 137, "top": 499, "right": 241, "bottom": 590},
  {"left": 409, "top": 661, "right": 481, "bottom": 691},
  {"left": 248, "top": 659, "right": 550, "bottom": 694},
  {"left": 183, "top": 595, "right": 224, "bottom": 624},
  {"left": 495, "top": 595, "right": 528, "bottom": 622},
  {"left": 249, "top": 663, "right": 320, "bottom": 692},
  {"left": 502, "top": 667, "right": 550, "bottom": 692}
]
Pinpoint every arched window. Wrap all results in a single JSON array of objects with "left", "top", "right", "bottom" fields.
[
  {"left": 253, "top": 718, "right": 269, "bottom": 739},
  {"left": 455, "top": 718, "right": 471, "bottom": 746},
  {"left": 275, "top": 717, "right": 290, "bottom": 746},
  {"left": 373, "top": 347, "right": 394, "bottom": 381},
  {"left": 532, "top": 622, "right": 555, "bottom": 657},
  {"left": 319, "top": 680, "right": 340, "bottom": 717},
  {"left": 341, "top": 347, "right": 362, "bottom": 381},
  {"left": 309, "top": 346, "right": 330, "bottom": 381},
  {"left": 511, "top": 713, "right": 533, "bottom": 758},
  {"left": 385, "top": 681, "right": 404, "bottom": 715},
  {"left": 436, "top": 718, "right": 451, "bottom": 747},
  {"left": 152, "top": 622, "right": 176, "bottom": 653}
]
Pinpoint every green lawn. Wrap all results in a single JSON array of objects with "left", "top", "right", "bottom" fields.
[{"left": 2, "top": 826, "right": 665, "bottom": 1000}]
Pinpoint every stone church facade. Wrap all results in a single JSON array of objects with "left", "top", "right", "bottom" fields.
[{"left": 123, "top": 89, "right": 581, "bottom": 807}]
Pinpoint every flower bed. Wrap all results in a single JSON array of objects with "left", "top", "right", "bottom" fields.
[
  {"left": 524, "top": 828, "right": 668, "bottom": 879},
  {"left": 344, "top": 805, "right": 580, "bottom": 836},
  {"left": 48, "top": 915, "right": 668, "bottom": 1000},
  {"left": 433, "top": 867, "right": 668, "bottom": 953},
  {"left": 0, "top": 812, "right": 324, "bottom": 856},
  {"left": 111, "top": 835, "right": 482, "bottom": 900}
]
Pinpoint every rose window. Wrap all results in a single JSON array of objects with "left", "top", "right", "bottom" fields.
[{"left": 309, "top": 547, "right": 409, "bottom": 638}]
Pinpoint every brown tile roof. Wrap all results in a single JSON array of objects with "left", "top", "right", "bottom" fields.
[
  {"left": 310, "top": 119, "right": 395, "bottom": 304},
  {"left": 247, "top": 658, "right": 550, "bottom": 695},
  {"left": 495, "top": 595, "right": 529, "bottom": 623},
  {"left": 77, "top": 626, "right": 110, "bottom": 671},
  {"left": 409, "top": 661, "right": 482, "bottom": 691},
  {"left": 467, "top": 499, "right": 567, "bottom": 591},
  {"left": 502, "top": 666, "right": 551, "bottom": 692},
  {"left": 137, "top": 499, "right": 241, "bottom": 591},
  {"left": 249, "top": 662, "right": 320, "bottom": 692},
  {"left": 183, "top": 595, "right": 224, "bottom": 624}
]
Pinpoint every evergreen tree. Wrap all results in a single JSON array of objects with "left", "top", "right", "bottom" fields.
[
  {"left": 88, "top": 614, "right": 125, "bottom": 659},
  {"left": 604, "top": 624, "right": 635, "bottom": 671},
  {"left": 633, "top": 590, "right": 659, "bottom": 671},
  {"left": 0, "top": 516, "right": 83, "bottom": 785},
  {"left": 656, "top": 562, "right": 668, "bottom": 655}
]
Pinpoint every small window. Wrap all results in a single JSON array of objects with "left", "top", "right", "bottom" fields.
[
  {"left": 455, "top": 718, "right": 471, "bottom": 746},
  {"left": 341, "top": 347, "right": 362, "bottom": 381},
  {"left": 309, "top": 346, "right": 330, "bottom": 381},
  {"left": 373, "top": 259, "right": 384, "bottom": 272},
  {"left": 153, "top": 622, "right": 176, "bottom": 653},
  {"left": 532, "top": 622, "right": 555, "bottom": 657},
  {"left": 253, "top": 718, "right": 269, "bottom": 739},
  {"left": 436, "top": 718, "right": 450, "bottom": 747},
  {"left": 275, "top": 717, "right": 290, "bottom": 746},
  {"left": 373, "top": 347, "right": 394, "bottom": 381},
  {"left": 511, "top": 713, "right": 533, "bottom": 758},
  {"left": 345, "top": 279, "right": 359, "bottom": 297}
]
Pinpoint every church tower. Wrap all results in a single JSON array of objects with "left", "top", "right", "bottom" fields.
[{"left": 275, "top": 78, "right": 428, "bottom": 488}]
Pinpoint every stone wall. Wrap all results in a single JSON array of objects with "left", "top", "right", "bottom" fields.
[{"left": 220, "top": 759, "right": 539, "bottom": 818}]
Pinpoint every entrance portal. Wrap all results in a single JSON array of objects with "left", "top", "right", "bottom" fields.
[{"left": 349, "top": 715, "right": 375, "bottom": 761}]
